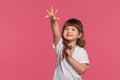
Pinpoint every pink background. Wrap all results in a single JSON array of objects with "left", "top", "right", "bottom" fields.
[{"left": 0, "top": 0, "right": 120, "bottom": 80}]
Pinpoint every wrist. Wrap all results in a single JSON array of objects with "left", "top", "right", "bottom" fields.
[
  {"left": 66, "top": 55, "right": 72, "bottom": 61},
  {"left": 51, "top": 19, "right": 57, "bottom": 23}
]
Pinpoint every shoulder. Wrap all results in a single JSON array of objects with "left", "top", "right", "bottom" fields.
[
  {"left": 75, "top": 46, "right": 87, "bottom": 53},
  {"left": 53, "top": 37, "right": 63, "bottom": 50},
  {"left": 74, "top": 46, "right": 90, "bottom": 65},
  {"left": 74, "top": 46, "right": 88, "bottom": 57}
]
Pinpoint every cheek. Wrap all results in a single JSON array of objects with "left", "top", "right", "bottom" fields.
[
  {"left": 62, "top": 31, "right": 66, "bottom": 37},
  {"left": 74, "top": 31, "right": 79, "bottom": 35},
  {"left": 74, "top": 32, "right": 80, "bottom": 37},
  {"left": 63, "top": 31, "right": 66, "bottom": 35}
]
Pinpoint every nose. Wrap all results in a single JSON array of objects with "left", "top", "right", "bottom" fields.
[{"left": 67, "top": 29, "right": 72, "bottom": 33}]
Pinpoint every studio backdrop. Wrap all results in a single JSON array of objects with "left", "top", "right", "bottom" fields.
[{"left": 0, "top": 0, "right": 120, "bottom": 80}]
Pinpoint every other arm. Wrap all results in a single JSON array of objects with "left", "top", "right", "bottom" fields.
[
  {"left": 65, "top": 49, "right": 88, "bottom": 75},
  {"left": 67, "top": 56, "right": 87, "bottom": 75}
]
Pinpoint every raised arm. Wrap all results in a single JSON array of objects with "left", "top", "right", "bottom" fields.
[{"left": 45, "top": 7, "right": 61, "bottom": 47}]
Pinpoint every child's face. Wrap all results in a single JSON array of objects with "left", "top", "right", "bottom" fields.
[{"left": 62, "top": 26, "right": 81, "bottom": 42}]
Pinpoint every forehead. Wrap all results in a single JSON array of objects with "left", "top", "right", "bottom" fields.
[{"left": 65, "top": 26, "right": 77, "bottom": 29}]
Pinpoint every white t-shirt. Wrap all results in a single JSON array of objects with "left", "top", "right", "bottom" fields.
[{"left": 53, "top": 38, "right": 90, "bottom": 80}]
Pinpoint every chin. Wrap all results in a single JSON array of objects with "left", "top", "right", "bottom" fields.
[{"left": 65, "top": 38, "right": 74, "bottom": 41}]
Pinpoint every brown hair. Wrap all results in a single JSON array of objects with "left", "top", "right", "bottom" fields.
[{"left": 61, "top": 18, "right": 86, "bottom": 59}]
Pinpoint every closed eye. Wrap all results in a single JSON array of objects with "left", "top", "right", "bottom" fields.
[
  {"left": 65, "top": 28, "right": 69, "bottom": 30},
  {"left": 65, "top": 28, "right": 68, "bottom": 30},
  {"left": 72, "top": 28, "right": 75, "bottom": 31}
]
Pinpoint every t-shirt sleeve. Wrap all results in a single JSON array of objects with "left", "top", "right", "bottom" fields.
[
  {"left": 77, "top": 48, "right": 90, "bottom": 66},
  {"left": 52, "top": 37, "right": 63, "bottom": 53}
]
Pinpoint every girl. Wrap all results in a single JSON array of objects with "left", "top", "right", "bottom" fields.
[{"left": 45, "top": 7, "right": 90, "bottom": 80}]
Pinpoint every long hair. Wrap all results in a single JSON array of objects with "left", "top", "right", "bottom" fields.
[{"left": 61, "top": 18, "right": 86, "bottom": 59}]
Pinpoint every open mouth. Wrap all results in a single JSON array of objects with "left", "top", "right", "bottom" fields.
[{"left": 66, "top": 34, "right": 72, "bottom": 37}]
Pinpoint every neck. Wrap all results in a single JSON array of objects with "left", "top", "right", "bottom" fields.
[{"left": 66, "top": 40, "right": 77, "bottom": 48}]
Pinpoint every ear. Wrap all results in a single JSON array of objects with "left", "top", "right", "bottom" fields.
[{"left": 77, "top": 33, "right": 82, "bottom": 39}]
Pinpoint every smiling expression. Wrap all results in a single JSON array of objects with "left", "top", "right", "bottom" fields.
[{"left": 62, "top": 26, "right": 81, "bottom": 42}]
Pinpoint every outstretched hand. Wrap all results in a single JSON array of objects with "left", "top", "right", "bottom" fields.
[{"left": 45, "top": 7, "right": 60, "bottom": 21}]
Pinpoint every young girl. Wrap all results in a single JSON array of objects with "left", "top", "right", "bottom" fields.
[{"left": 45, "top": 7, "right": 90, "bottom": 80}]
